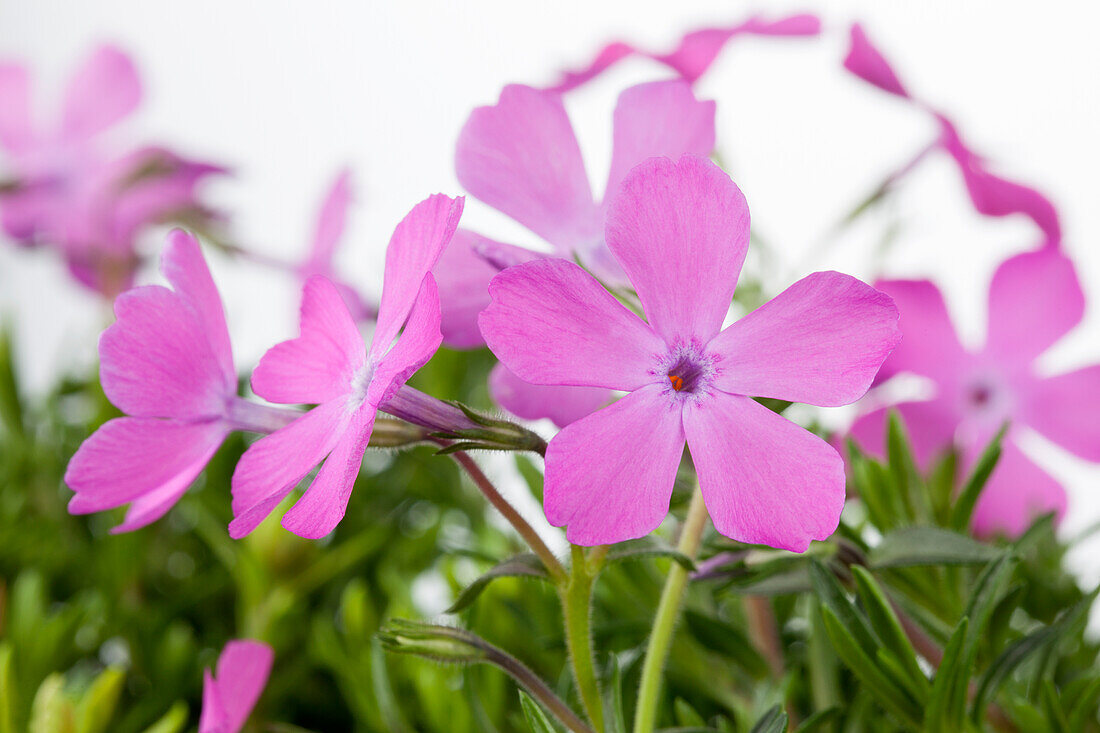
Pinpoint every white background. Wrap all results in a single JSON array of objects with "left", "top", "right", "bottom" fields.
[{"left": 2, "top": 1, "right": 1098, "bottom": 587}]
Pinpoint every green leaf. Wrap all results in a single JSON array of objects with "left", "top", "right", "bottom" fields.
[
  {"left": 674, "top": 698, "right": 706, "bottom": 727},
  {"left": 682, "top": 611, "right": 769, "bottom": 679},
  {"left": 960, "top": 553, "right": 1018, "bottom": 667},
  {"left": 850, "top": 567, "right": 927, "bottom": 699},
  {"left": 792, "top": 708, "right": 840, "bottom": 733},
  {"left": 1066, "top": 676, "right": 1100, "bottom": 732},
  {"left": 1041, "top": 679, "right": 1070, "bottom": 733},
  {"left": 74, "top": 667, "right": 124, "bottom": 733},
  {"left": 749, "top": 704, "right": 788, "bottom": 733},
  {"left": 886, "top": 410, "right": 928, "bottom": 523},
  {"left": 819, "top": 607, "right": 921, "bottom": 729},
  {"left": 925, "top": 618, "right": 969, "bottom": 733},
  {"left": 139, "top": 702, "right": 188, "bottom": 733},
  {"left": 971, "top": 597, "right": 1092, "bottom": 724},
  {"left": 519, "top": 690, "right": 558, "bottom": 733},
  {"left": 808, "top": 560, "right": 878, "bottom": 656},
  {"left": 604, "top": 538, "right": 695, "bottom": 571},
  {"left": 950, "top": 425, "right": 1007, "bottom": 531},
  {"left": 870, "top": 527, "right": 1001, "bottom": 568},
  {"left": 445, "top": 554, "right": 551, "bottom": 613},
  {"left": 28, "top": 674, "right": 72, "bottom": 733},
  {"left": 0, "top": 323, "right": 24, "bottom": 439},
  {"left": 604, "top": 656, "right": 626, "bottom": 733}
]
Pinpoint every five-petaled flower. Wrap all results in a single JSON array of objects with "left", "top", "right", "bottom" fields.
[
  {"left": 199, "top": 640, "right": 273, "bottom": 733},
  {"left": 850, "top": 248, "right": 1100, "bottom": 537},
  {"left": 66, "top": 229, "right": 294, "bottom": 531},
  {"left": 229, "top": 194, "right": 463, "bottom": 540},
  {"left": 480, "top": 155, "right": 901, "bottom": 551}
]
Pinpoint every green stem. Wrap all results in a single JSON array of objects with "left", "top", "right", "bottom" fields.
[
  {"left": 633, "top": 488, "right": 709, "bottom": 733},
  {"left": 561, "top": 545, "right": 606, "bottom": 733}
]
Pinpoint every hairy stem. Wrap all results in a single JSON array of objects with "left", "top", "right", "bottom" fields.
[
  {"left": 447, "top": 448, "right": 566, "bottom": 583},
  {"left": 633, "top": 488, "right": 709, "bottom": 733},
  {"left": 561, "top": 545, "right": 606, "bottom": 733}
]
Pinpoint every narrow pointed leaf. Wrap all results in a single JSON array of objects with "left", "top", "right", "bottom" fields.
[
  {"left": 950, "top": 425, "right": 1008, "bottom": 530},
  {"left": 519, "top": 690, "right": 559, "bottom": 733},
  {"left": 870, "top": 527, "right": 1001, "bottom": 568},
  {"left": 446, "top": 554, "right": 551, "bottom": 613},
  {"left": 749, "top": 704, "right": 788, "bottom": 733},
  {"left": 850, "top": 566, "right": 927, "bottom": 698}
]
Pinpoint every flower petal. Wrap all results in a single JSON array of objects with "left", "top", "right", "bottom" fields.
[
  {"left": 479, "top": 258, "right": 665, "bottom": 390},
  {"left": 848, "top": 398, "right": 961, "bottom": 469},
  {"left": 873, "top": 279, "right": 966, "bottom": 385},
  {"left": 305, "top": 168, "right": 352, "bottom": 273},
  {"left": 489, "top": 362, "right": 610, "bottom": 428},
  {"left": 252, "top": 275, "right": 364, "bottom": 405},
  {"left": 843, "top": 24, "right": 910, "bottom": 98},
  {"left": 707, "top": 271, "right": 900, "bottom": 406},
  {"left": 1023, "top": 366, "right": 1100, "bottom": 462},
  {"left": 435, "top": 229, "right": 541, "bottom": 349},
  {"left": 455, "top": 85, "right": 597, "bottom": 252},
  {"left": 198, "top": 671, "right": 229, "bottom": 733},
  {"left": 985, "top": 248, "right": 1084, "bottom": 363},
  {"left": 66, "top": 417, "right": 225, "bottom": 520},
  {"left": 281, "top": 405, "right": 375, "bottom": 539},
  {"left": 0, "top": 63, "right": 33, "bottom": 153},
  {"left": 370, "top": 194, "right": 462, "bottom": 358},
  {"left": 368, "top": 275, "right": 442, "bottom": 408},
  {"left": 971, "top": 440, "right": 1066, "bottom": 538},
  {"left": 229, "top": 399, "right": 352, "bottom": 539},
  {"left": 161, "top": 229, "right": 235, "bottom": 386},
  {"left": 100, "top": 284, "right": 231, "bottom": 420},
  {"left": 603, "top": 81, "right": 715, "bottom": 205},
  {"left": 200, "top": 640, "right": 273, "bottom": 733},
  {"left": 544, "top": 384, "right": 685, "bottom": 545},
  {"left": 61, "top": 45, "right": 142, "bottom": 140},
  {"left": 684, "top": 393, "right": 845, "bottom": 552},
  {"left": 605, "top": 155, "right": 749, "bottom": 345}
]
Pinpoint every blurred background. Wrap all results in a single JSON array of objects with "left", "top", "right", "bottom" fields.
[{"left": 1, "top": 1, "right": 1097, "bottom": 585}]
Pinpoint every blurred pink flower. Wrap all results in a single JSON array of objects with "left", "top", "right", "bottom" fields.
[
  {"left": 441, "top": 80, "right": 715, "bottom": 426},
  {"left": 230, "top": 194, "right": 463, "bottom": 540},
  {"left": 480, "top": 155, "right": 900, "bottom": 550},
  {"left": 544, "top": 13, "right": 821, "bottom": 93},
  {"left": 65, "top": 230, "right": 295, "bottom": 531},
  {"left": 199, "top": 640, "right": 273, "bottom": 733},
  {"left": 294, "top": 168, "right": 376, "bottom": 320},
  {"left": 850, "top": 248, "right": 1099, "bottom": 537},
  {"left": 843, "top": 24, "right": 1061, "bottom": 249},
  {"left": 0, "top": 45, "right": 223, "bottom": 296}
]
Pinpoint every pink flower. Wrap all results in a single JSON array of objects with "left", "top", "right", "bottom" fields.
[
  {"left": 544, "top": 13, "right": 821, "bottom": 93},
  {"left": 65, "top": 229, "right": 294, "bottom": 531},
  {"left": 479, "top": 156, "right": 901, "bottom": 550},
  {"left": 850, "top": 248, "right": 1099, "bottom": 537},
  {"left": 843, "top": 24, "right": 1061, "bottom": 249},
  {"left": 294, "top": 169, "right": 375, "bottom": 321},
  {"left": 0, "top": 45, "right": 222, "bottom": 296},
  {"left": 441, "top": 80, "right": 716, "bottom": 426},
  {"left": 199, "top": 640, "right": 273, "bottom": 733},
  {"left": 229, "top": 194, "right": 463, "bottom": 540}
]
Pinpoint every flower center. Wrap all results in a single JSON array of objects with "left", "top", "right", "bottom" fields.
[{"left": 654, "top": 340, "right": 716, "bottom": 400}]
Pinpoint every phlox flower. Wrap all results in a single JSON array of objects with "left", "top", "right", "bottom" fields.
[
  {"left": 199, "top": 640, "right": 273, "bottom": 733},
  {"left": 229, "top": 194, "right": 463, "bottom": 540},
  {"left": 543, "top": 13, "right": 821, "bottom": 93},
  {"left": 850, "top": 248, "right": 1100, "bottom": 536},
  {"left": 843, "top": 24, "right": 1061, "bottom": 249},
  {"left": 438, "top": 79, "right": 716, "bottom": 426},
  {"left": 65, "top": 229, "right": 293, "bottom": 531},
  {"left": 0, "top": 45, "right": 222, "bottom": 295},
  {"left": 479, "top": 155, "right": 901, "bottom": 550}
]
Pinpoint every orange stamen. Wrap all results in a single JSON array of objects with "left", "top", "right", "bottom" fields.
[{"left": 669, "top": 374, "right": 684, "bottom": 392}]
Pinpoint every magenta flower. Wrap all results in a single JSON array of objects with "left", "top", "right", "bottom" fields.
[
  {"left": 440, "top": 80, "right": 716, "bottom": 426},
  {"left": 543, "top": 13, "right": 820, "bottom": 93},
  {"left": 850, "top": 248, "right": 1099, "bottom": 537},
  {"left": 479, "top": 155, "right": 900, "bottom": 550},
  {"left": 199, "top": 640, "right": 273, "bottom": 733},
  {"left": 0, "top": 45, "right": 222, "bottom": 295},
  {"left": 294, "top": 169, "right": 375, "bottom": 320},
  {"left": 65, "top": 229, "right": 293, "bottom": 531},
  {"left": 230, "top": 194, "right": 463, "bottom": 540},
  {"left": 843, "top": 24, "right": 1060, "bottom": 250}
]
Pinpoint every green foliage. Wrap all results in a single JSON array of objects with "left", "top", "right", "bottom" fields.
[{"left": 2, "top": 337, "right": 1098, "bottom": 733}]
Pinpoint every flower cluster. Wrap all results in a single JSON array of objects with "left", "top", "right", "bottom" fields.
[{"left": 3, "top": 13, "right": 1097, "bottom": 733}]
